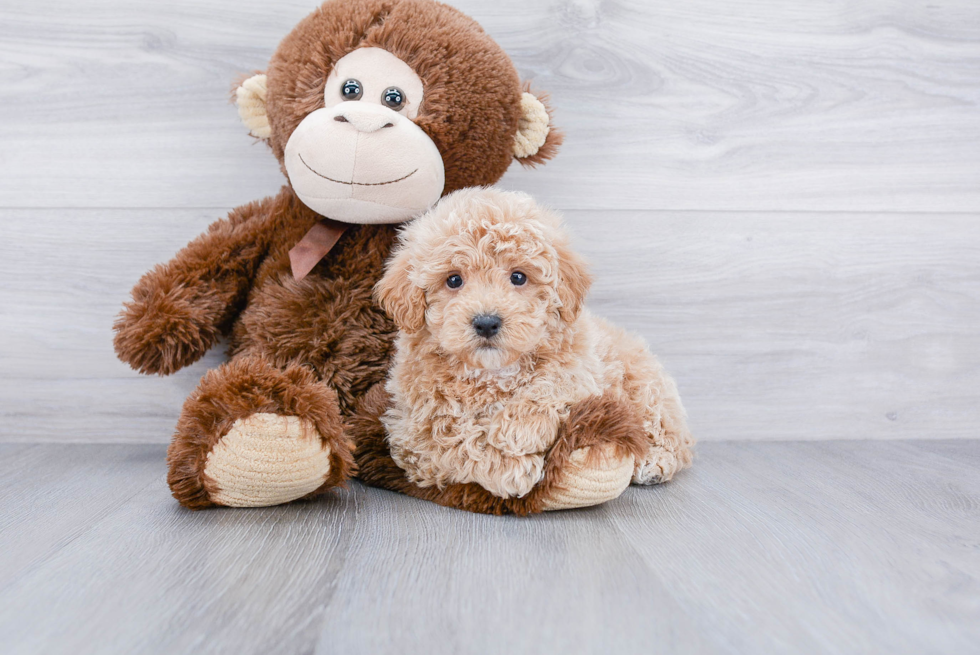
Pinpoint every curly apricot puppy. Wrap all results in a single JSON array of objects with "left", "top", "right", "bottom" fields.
[{"left": 375, "top": 188, "right": 694, "bottom": 506}]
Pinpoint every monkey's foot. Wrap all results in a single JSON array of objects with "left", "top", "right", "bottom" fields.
[
  {"left": 201, "top": 413, "right": 334, "bottom": 508},
  {"left": 539, "top": 444, "right": 634, "bottom": 511},
  {"left": 167, "top": 356, "right": 354, "bottom": 509}
]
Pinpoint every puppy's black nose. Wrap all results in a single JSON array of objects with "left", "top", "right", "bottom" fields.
[{"left": 472, "top": 314, "right": 502, "bottom": 339}]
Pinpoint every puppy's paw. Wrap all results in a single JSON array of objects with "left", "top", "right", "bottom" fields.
[
  {"left": 633, "top": 444, "right": 683, "bottom": 485},
  {"left": 540, "top": 444, "right": 634, "bottom": 511},
  {"left": 467, "top": 452, "right": 546, "bottom": 500}
]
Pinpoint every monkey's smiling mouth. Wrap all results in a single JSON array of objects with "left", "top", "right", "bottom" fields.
[{"left": 299, "top": 153, "right": 418, "bottom": 186}]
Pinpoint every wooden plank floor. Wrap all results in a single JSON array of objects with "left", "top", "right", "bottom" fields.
[{"left": 1, "top": 440, "right": 977, "bottom": 655}]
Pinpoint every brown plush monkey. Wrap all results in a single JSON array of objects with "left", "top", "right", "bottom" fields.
[{"left": 115, "top": 0, "right": 627, "bottom": 514}]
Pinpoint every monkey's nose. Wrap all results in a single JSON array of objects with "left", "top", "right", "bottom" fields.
[
  {"left": 472, "top": 314, "right": 502, "bottom": 339},
  {"left": 333, "top": 104, "right": 398, "bottom": 133}
]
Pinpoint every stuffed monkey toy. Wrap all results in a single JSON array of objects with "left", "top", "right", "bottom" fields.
[{"left": 115, "top": 0, "right": 633, "bottom": 514}]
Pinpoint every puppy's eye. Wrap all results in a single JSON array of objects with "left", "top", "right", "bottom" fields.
[
  {"left": 446, "top": 274, "right": 463, "bottom": 289},
  {"left": 510, "top": 271, "right": 527, "bottom": 286},
  {"left": 382, "top": 87, "right": 406, "bottom": 110},
  {"left": 341, "top": 79, "right": 363, "bottom": 101}
]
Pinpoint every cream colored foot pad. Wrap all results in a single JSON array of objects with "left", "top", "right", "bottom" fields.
[
  {"left": 540, "top": 446, "right": 635, "bottom": 511},
  {"left": 204, "top": 413, "right": 332, "bottom": 508}
]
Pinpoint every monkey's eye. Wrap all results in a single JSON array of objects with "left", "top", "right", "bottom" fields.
[
  {"left": 382, "top": 87, "right": 406, "bottom": 110},
  {"left": 510, "top": 271, "right": 527, "bottom": 286},
  {"left": 446, "top": 274, "right": 463, "bottom": 289},
  {"left": 341, "top": 79, "right": 363, "bottom": 101}
]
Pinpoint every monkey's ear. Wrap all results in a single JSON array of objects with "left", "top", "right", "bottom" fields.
[
  {"left": 513, "top": 88, "right": 564, "bottom": 167},
  {"left": 374, "top": 247, "right": 427, "bottom": 334},
  {"left": 235, "top": 73, "right": 271, "bottom": 139}
]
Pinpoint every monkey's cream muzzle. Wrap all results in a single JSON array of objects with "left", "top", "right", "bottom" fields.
[{"left": 284, "top": 102, "right": 445, "bottom": 224}]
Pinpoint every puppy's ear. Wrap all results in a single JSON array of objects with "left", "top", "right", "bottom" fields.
[
  {"left": 375, "top": 248, "right": 426, "bottom": 333},
  {"left": 555, "top": 240, "right": 593, "bottom": 323}
]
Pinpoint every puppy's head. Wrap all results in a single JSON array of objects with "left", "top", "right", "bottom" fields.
[{"left": 375, "top": 187, "right": 592, "bottom": 370}]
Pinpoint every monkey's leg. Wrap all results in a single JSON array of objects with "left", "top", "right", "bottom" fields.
[
  {"left": 348, "top": 385, "right": 647, "bottom": 515},
  {"left": 536, "top": 391, "right": 649, "bottom": 511},
  {"left": 167, "top": 355, "right": 354, "bottom": 509}
]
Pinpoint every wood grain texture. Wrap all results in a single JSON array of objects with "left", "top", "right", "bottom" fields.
[
  {"left": 0, "top": 443, "right": 358, "bottom": 655},
  {"left": 1, "top": 0, "right": 979, "bottom": 211},
  {"left": 0, "top": 440, "right": 976, "bottom": 654},
  {"left": 0, "top": 444, "right": 162, "bottom": 589},
  {"left": 573, "top": 210, "right": 980, "bottom": 441},
  {"left": 2, "top": 208, "right": 977, "bottom": 443}
]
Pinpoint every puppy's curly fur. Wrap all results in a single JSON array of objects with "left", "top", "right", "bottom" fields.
[{"left": 375, "top": 188, "right": 694, "bottom": 500}]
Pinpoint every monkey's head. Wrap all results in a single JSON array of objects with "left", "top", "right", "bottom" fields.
[{"left": 235, "top": 0, "right": 562, "bottom": 224}]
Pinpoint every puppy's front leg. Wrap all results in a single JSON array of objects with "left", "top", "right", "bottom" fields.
[{"left": 481, "top": 406, "right": 561, "bottom": 499}]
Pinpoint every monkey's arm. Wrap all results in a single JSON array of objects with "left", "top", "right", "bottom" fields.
[{"left": 113, "top": 198, "right": 275, "bottom": 375}]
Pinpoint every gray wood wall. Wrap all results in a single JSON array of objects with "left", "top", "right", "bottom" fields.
[{"left": 2, "top": 0, "right": 978, "bottom": 443}]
